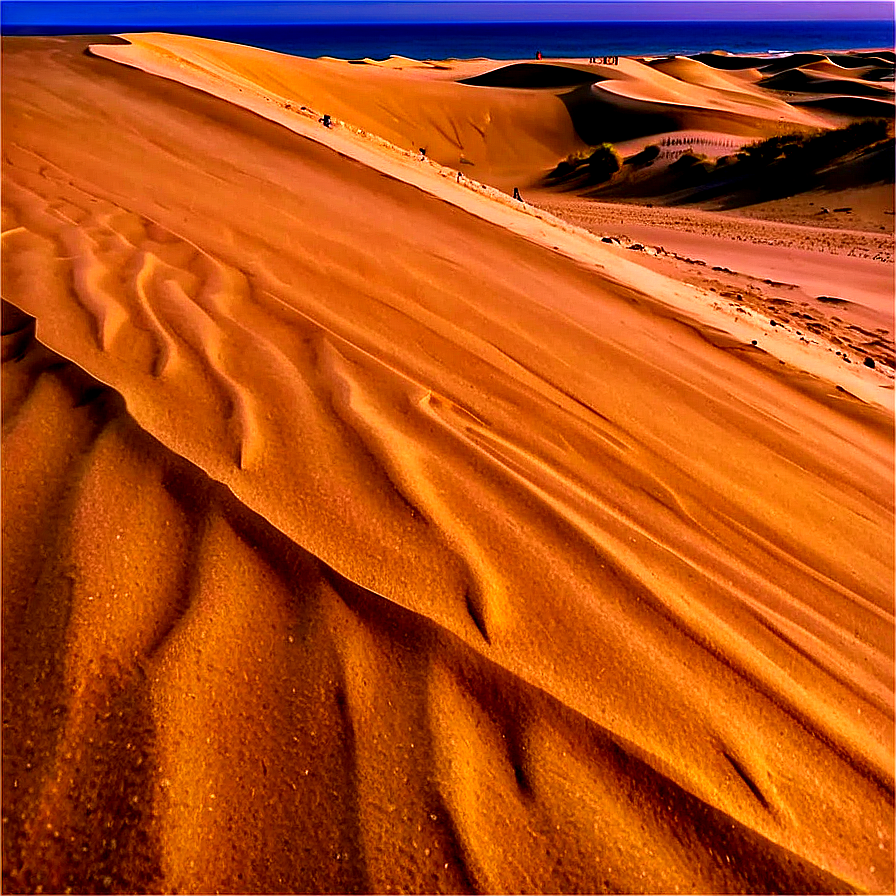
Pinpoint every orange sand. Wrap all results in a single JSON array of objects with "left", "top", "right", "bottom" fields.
[{"left": 2, "top": 35, "right": 893, "bottom": 894}]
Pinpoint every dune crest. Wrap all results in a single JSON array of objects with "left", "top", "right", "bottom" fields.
[
  {"left": 2, "top": 34, "right": 893, "bottom": 894},
  {"left": 82, "top": 34, "right": 895, "bottom": 406},
  {"left": 86, "top": 32, "right": 894, "bottom": 192}
]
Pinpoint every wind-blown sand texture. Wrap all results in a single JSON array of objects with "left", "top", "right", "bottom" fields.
[{"left": 2, "top": 34, "right": 893, "bottom": 895}]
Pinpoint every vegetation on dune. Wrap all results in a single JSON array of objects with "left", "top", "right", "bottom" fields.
[
  {"left": 587, "top": 143, "right": 623, "bottom": 183},
  {"left": 660, "top": 150, "right": 715, "bottom": 187},
  {"left": 548, "top": 142, "right": 623, "bottom": 183},
  {"left": 736, "top": 118, "right": 891, "bottom": 169},
  {"left": 705, "top": 119, "right": 894, "bottom": 205},
  {"left": 668, "top": 150, "right": 712, "bottom": 173},
  {"left": 549, "top": 147, "right": 597, "bottom": 178},
  {"left": 546, "top": 118, "right": 893, "bottom": 204},
  {"left": 698, "top": 118, "right": 896, "bottom": 199},
  {"left": 626, "top": 144, "right": 661, "bottom": 167}
]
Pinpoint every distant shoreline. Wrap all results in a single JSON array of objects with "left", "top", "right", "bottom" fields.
[{"left": 3, "top": 19, "right": 893, "bottom": 61}]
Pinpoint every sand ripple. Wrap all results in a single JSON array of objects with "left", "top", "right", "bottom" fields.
[{"left": 2, "top": 35, "right": 893, "bottom": 894}]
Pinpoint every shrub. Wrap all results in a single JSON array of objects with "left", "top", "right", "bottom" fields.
[
  {"left": 547, "top": 148, "right": 596, "bottom": 179},
  {"left": 627, "top": 144, "right": 661, "bottom": 167},
  {"left": 666, "top": 150, "right": 714, "bottom": 182},
  {"left": 738, "top": 119, "right": 891, "bottom": 170},
  {"left": 738, "top": 133, "right": 805, "bottom": 165},
  {"left": 566, "top": 148, "right": 596, "bottom": 165},
  {"left": 669, "top": 150, "right": 709, "bottom": 170},
  {"left": 587, "top": 143, "right": 622, "bottom": 183},
  {"left": 808, "top": 118, "right": 891, "bottom": 164},
  {"left": 548, "top": 160, "right": 577, "bottom": 179}
]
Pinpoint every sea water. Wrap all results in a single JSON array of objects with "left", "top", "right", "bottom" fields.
[{"left": 3, "top": 16, "right": 894, "bottom": 61}]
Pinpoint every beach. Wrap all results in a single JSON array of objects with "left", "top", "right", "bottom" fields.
[{"left": 2, "top": 33, "right": 893, "bottom": 894}]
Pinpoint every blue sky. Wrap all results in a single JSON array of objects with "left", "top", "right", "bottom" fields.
[{"left": 3, "top": 0, "right": 893, "bottom": 25}]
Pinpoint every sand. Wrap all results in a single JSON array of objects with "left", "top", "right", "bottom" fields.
[{"left": 2, "top": 34, "right": 893, "bottom": 895}]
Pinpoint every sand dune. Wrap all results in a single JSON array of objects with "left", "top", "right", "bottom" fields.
[
  {"left": 87, "top": 31, "right": 585, "bottom": 189},
  {"left": 2, "top": 34, "right": 894, "bottom": 895},
  {"left": 84, "top": 32, "right": 893, "bottom": 189},
  {"left": 459, "top": 62, "right": 605, "bottom": 89},
  {"left": 758, "top": 69, "right": 893, "bottom": 99},
  {"left": 793, "top": 94, "right": 896, "bottom": 118}
]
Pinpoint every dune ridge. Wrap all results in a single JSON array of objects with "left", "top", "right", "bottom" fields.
[
  {"left": 2, "top": 34, "right": 894, "bottom": 894},
  {"left": 82, "top": 34, "right": 895, "bottom": 407},
  {"left": 85, "top": 32, "right": 893, "bottom": 191}
]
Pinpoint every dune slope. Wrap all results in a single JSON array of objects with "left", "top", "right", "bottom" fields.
[
  {"left": 84, "top": 32, "right": 894, "bottom": 191},
  {"left": 90, "top": 31, "right": 585, "bottom": 189},
  {"left": 2, "top": 36, "right": 894, "bottom": 894}
]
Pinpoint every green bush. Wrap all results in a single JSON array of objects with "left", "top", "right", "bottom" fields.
[
  {"left": 666, "top": 150, "right": 714, "bottom": 182},
  {"left": 809, "top": 118, "right": 891, "bottom": 163},
  {"left": 566, "top": 148, "right": 595, "bottom": 165},
  {"left": 669, "top": 150, "right": 709, "bottom": 170},
  {"left": 547, "top": 148, "right": 596, "bottom": 179},
  {"left": 627, "top": 144, "right": 661, "bottom": 167},
  {"left": 738, "top": 133, "right": 805, "bottom": 165},
  {"left": 739, "top": 119, "right": 891, "bottom": 170},
  {"left": 548, "top": 160, "right": 577, "bottom": 179},
  {"left": 587, "top": 143, "right": 622, "bottom": 183}
]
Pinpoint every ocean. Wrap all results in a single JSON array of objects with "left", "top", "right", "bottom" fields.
[{"left": 3, "top": 19, "right": 894, "bottom": 61}]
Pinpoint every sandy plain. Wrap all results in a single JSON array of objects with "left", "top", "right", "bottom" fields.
[{"left": 1, "top": 33, "right": 894, "bottom": 895}]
